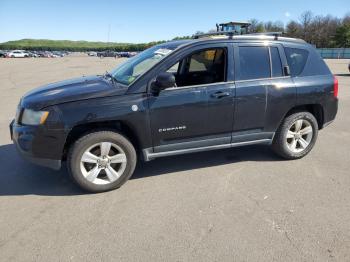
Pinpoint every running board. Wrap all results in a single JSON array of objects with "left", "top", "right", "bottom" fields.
[{"left": 142, "top": 139, "right": 272, "bottom": 161}]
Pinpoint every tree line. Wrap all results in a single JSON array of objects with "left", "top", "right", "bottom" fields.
[
  {"left": 0, "top": 39, "right": 166, "bottom": 52},
  {"left": 0, "top": 11, "right": 349, "bottom": 51},
  {"left": 175, "top": 11, "right": 350, "bottom": 48},
  {"left": 250, "top": 11, "right": 350, "bottom": 48}
]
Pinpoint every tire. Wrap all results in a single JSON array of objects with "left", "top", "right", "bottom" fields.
[
  {"left": 272, "top": 112, "right": 318, "bottom": 160},
  {"left": 67, "top": 131, "right": 137, "bottom": 193}
]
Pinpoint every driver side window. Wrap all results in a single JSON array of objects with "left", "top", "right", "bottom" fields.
[
  {"left": 166, "top": 48, "right": 227, "bottom": 88},
  {"left": 166, "top": 62, "right": 179, "bottom": 74}
]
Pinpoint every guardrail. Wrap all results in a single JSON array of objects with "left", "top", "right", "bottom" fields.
[{"left": 317, "top": 48, "right": 350, "bottom": 59}]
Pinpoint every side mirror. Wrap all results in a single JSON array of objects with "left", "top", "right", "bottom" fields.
[
  {"left": 283, "top": 65, "right": 290, "bottom": 76},
  {"left": 151, "top": 72, "right": 176, "bottom": 94}
]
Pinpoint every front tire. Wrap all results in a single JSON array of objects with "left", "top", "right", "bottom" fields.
[
  {"left": 68, "top": 131, "right": 137, "bottom": 193},
  {"left": 272, "top": 112, "right": 318, "bottom": 160}
]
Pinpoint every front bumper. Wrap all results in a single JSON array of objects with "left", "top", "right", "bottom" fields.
[{"left": 10, "top": 120, "right": 61, "bottom": 170}]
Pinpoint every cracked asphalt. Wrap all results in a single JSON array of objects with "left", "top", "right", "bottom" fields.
[{"left": 0, "top": 55, "right": 349, "bottom": 261}]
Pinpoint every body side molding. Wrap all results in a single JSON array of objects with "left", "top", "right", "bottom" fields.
[{"left": 142, "top": 138, "right": 273, "bottom": 161}]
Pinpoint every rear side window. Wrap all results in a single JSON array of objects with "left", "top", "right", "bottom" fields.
[
  {"left": 238, "top": 46, "right": 270, "bottom": 80},
  {"left": 284, "top": 47, "right": 309, "bottom": 77},
  {"left": 270, "top": 47, "right": 283, "bottom": 77}
]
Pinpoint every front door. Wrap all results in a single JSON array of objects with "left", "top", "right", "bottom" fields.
[{"left": 148, "top": 45, "right": 235, "bottom": 153}]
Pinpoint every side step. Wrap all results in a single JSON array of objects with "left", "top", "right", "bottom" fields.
[{"left": 142, "top": 139, "right": 272, "bottom": 161}]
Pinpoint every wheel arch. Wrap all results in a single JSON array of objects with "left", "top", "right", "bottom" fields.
[
  {"left": 62, "top": 120, "right": 141, "bottom": 160},
  {"left": 282, "top": 104, "right": 324, "bottom": 130}
]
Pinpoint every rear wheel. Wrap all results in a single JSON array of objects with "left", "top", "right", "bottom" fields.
[
  {"left": 272, "top": 112, "right": 318, "bottom": 159},
  {"left": 68, "top": 131, "right": 136, "bottom": 192}
]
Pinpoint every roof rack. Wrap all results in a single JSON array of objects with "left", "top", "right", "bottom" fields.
[
  {"left": 247, "top": 32, "right": 284, "bottom": 40},
  {"left": 193, "top": 31, "right": 236, "bottom": 39},
  {"left": 193, "top": 31, "right": 284, "bottom": 40}
]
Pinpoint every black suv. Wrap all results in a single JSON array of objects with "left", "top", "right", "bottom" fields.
[{"left": 10, "top": 34, "right": 338, "bottom": 192}]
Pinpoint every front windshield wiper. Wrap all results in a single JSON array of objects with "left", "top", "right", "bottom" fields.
[{"left": 104, "top": 71, "right": 120, "bottom": 86}]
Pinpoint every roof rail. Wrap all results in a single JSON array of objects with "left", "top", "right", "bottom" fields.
[
  {"left": 193, "top": 31, "right": 236, "bottom": 39},
  {"left": 193, "top": 31, "right": 284, "bottom": 40},
  {"left": 247, "top": 32, "right": 284, "bottom": 40}
]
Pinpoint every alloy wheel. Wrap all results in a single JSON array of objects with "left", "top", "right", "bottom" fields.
[
  {"left": 80, "top": 142, "right": 127, "bottom": 185},
  {"left": 286, "top": 119, "right": 313, "bottom": 153}
]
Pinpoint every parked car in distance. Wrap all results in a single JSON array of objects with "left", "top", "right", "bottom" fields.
[
  {"left": 51, "top": 51, "right": 64, "bottom": 57},
  {"left": 129, "top": 51, "right": 138, "bottom": 57},
  {"left": 118, "top": 52, "right": 131, "bottom": 58},
  {"left": 88, "top": 51, "right": 97, "bottom": 56},
  {"left": 40, "top": 51, "right": 56, "bottom": 58},
  {"left": 97, "top": 50, "right": 118, "bottom": 58},
  {"left": 117, "top": 51, "right": 138, "bottom": 58},
  {"left": 10, "top": 33, "right": 338, "bottom": 193},
  {"left": 26, "top": 51, "right": 39, "bottom": 58},
  {"left": 7, "top": 50, "right": 29, "bottom": 58},
  {"left": 0, "top": 51, "right": 6, "bottom": 58}
]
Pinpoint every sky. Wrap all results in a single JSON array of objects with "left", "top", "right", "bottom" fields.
[{"left": 0, "top": 0, "right": 349, "bottom": 43}]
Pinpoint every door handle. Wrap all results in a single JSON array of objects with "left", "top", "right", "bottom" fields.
[{"left": 211, "top": 91, "right": 230, "bottom": 99}]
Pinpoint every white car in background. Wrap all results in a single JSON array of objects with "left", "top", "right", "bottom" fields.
[
  {"left": 88, "top": 51, "right": 97, "bottom": 56},
  {"left": 7, "top": 50, "right": 29, "bottom": 58}
]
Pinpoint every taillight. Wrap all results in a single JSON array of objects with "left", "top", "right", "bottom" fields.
[{"left": 333, "top": 76, "right": 338, "bottom": 98}]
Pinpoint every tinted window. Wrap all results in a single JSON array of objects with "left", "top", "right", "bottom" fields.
[
  {"left": 167, "top": 62, "right": 179, "bottom": 73},
  {"left": 165, "top": 48, "right": 226, "bottom": 87},
  {"left": 270, "top": 47, "right": 283, "bottom": 77},
  {"left": 189, "top": 49, "right": 224, "bottom": 73},
  {"left": 284, "top": 47, "right": 309, "bottom": 77},
  {"left": 239, "top": 46, "right": 270, "bottom": 80}
]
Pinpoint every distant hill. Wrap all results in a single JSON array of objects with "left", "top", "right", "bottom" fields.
[{"left": 0, "top": 39, "right": 166, "bottom": 51}]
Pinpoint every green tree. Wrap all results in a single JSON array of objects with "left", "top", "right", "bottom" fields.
[{"left": 334, "top": 24, "right": 350, "bottom": 47}]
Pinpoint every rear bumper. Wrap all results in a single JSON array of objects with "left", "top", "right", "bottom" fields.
[{"left": 10, "top": 120, "right": 61, "bottom": 170}]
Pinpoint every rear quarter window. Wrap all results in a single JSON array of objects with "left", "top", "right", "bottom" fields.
[
  {"left": 270, "top": 47, "right": 283, "bottom": 77},
  {"left": 284, "top": 47, "right": 309, "bottom": 77}
]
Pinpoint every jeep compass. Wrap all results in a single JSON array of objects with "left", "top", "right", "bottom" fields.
[{"left": 10, "top": 33, "right": 338, "bottom": 192}]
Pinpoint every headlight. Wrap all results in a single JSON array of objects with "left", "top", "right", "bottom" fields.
[{"left": 21, "top": 109, "right": 49, "bottom": 125}]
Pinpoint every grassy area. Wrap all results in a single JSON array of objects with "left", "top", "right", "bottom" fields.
[{"left": 0, "top": 39, "right": 166, "bottom": 51}]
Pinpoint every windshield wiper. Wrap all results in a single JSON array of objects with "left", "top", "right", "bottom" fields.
[
  {"left": 104, "top": 71, "right": 121, "bottom": 86},
  {"left": 105, "top": 71, "right": 114, "bottom": 80},
  {"left": 104, "top": 71, "right": 128, "bottom": 87}
]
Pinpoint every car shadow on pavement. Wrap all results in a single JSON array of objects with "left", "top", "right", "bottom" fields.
[
  {"left": 132, "top": 144, "right": 281, "bottom": 179},
  {"left": 0, "top": 143, "right": 281, "bottom": 196},
  {"left": 0, "top": 144, "right": 83, "bottom": 196}
]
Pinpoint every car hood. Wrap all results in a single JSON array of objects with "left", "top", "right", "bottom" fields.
[{"left": 21, "top": 75, "right": 126, "bottom": 110}]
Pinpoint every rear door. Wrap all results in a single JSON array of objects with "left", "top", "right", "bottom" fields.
[
  {"left": 233, "top": 43, "right": 295, "bottom": 142},
  {"left": 233, "top": 44, "right": 271, "bottom": 135}
]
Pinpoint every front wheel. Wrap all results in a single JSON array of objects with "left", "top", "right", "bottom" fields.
[
  {"left": 68, "top": 131, "right": 137, "bottom": 193},
  {"left": 272, "top": 112, "right": 318, "bottom": 160}
]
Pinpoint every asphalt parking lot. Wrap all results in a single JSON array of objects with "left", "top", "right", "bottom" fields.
[{"left": 0, "top": 56, "right": 349, "bottom": 261}]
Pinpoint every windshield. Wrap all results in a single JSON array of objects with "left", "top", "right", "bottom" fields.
[{"left": 110, "top": 45, "right": 175, "bottom": 85}]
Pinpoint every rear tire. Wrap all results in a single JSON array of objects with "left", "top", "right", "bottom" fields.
[
  {"left": 67, "top": 131, "right": 137, "bottom": 193},
  {"left": 272, "top": 112, "right": 318, "bottom": 160}
]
